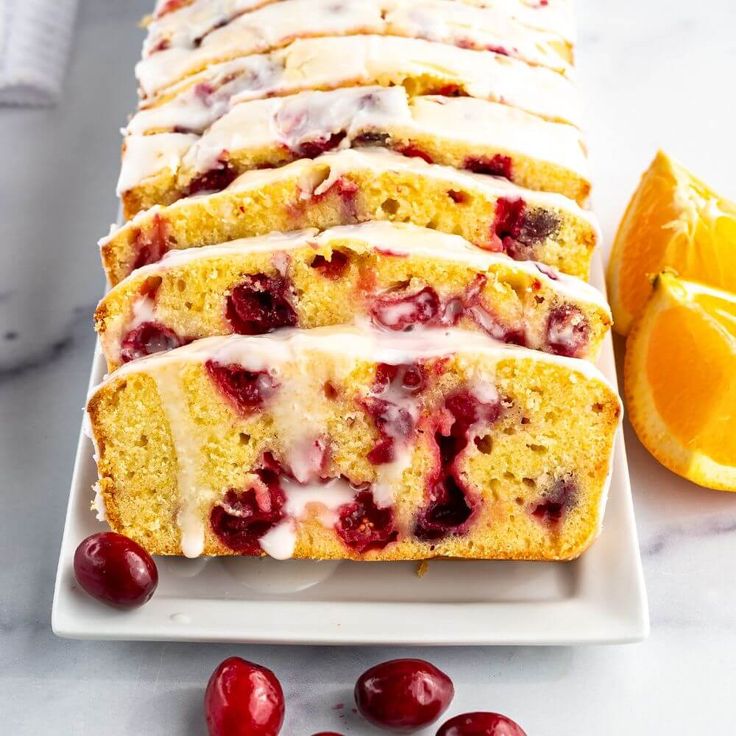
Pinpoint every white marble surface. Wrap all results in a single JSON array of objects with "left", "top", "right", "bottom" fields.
[{"left": 1, "top": 0, "right": 735, "bottom": 733}]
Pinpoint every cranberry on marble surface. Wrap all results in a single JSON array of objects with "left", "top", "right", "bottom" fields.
[
  {"left": 73, "top": 532, "right": 158, "bottom": 609},
  {"left": 336, "top": 490, "right": 398, "bottom": 553},
  {"left": 206, "top": 360, "right": 279, "bottom": 415},
  {"left": 436, "top": 712, "right": 526, "bottom": 736},
  {"left": 120, "top": 322, "right": 184, "bottom": 363},
  {"left": 226, "top": 273, "right": 297, "bottom": 335},
  {"left": 205, "top": 657, "right": 284, "bottom": 736},
  {"left": 210, "top": 468, "right": 286, "bottom": 555},
  {"left": 355, "top": 659, "right": 454, "bottom": 732}
]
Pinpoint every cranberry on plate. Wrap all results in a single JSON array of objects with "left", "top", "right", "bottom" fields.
[
  {"left": 205, "top": 657, "right": 285, "bottom": 736},
  {"left": 436, "top": 712, "right": 527, "bottom": 736},
  {"left": 355, "top": 658, "right": 454, "bottom": 732},
  {"left": 73, "top": 532, "right": 158, "bottom": 609}
]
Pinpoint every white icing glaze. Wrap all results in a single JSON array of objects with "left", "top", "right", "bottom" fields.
[
  {"left": 129, "top": 34, "right": 581, "bottom": 136},
  {"left": 92, "top": 482, "right": 107, "bottom": 522},
  {"left": 384, "top": 0, "right": 573, "bottom": 73},
  {"left": 149, "top": 363, "right": 208, "bottom": 558},
  {"left": 179, "top": 86, "right": 405, "bottom": 177},
  {"left": 124, "top": 87, "right": 584, "bottom": 198},
  {"left": 138, "top": 0, "right": 386, "bottom": 97},
  {"left": 110, "top": 220, "right": 607, "bottom": 313},
  {"left": 129, "top": 295, "right": 157, "bottom": 329},
  {"left": 121, "top": 86, "right": 588, "bottom": 198},
  {"left": 139, "top": 0, "right": 573, "bottom": 97},
  {"left": 461, "top": 0, "right": 575, "bottom": 41},
  {"left": 258, "top": 519, "right": 297, "bottom": 559},
  {"left": 281, "top": 475, "right": 356, "bottom": 525},
  {"left": 470, "top": 380, "right": 500, "bottom": 406},
  {"left": 149, "top": 0, "right": 576, "bottom": 43},
  {"left": 145, "top": 0, "right": 279, "bottom": 56},
  {"left": 104, "top": 148, "right": 599, "bottom": 258},
  {"left": 94, "top": 326, "right": 619, "bottom": 401},
  {"left": 117, "top": 132, "right": 197, "bottom": 195}
]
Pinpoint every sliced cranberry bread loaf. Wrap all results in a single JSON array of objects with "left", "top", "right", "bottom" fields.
[
  {"left": 96, "top": 222, "right": 611, "bottom": 370},
  {"left": 141, "top": 0, "right": 572, "bottom": 99},
  {"left": 102, "top": 148, "right": 599, "bottom": 286},
  {"left": 148, "top": 0, "right": 576, "bottom": 46},
  {"left": 120, "top": 87, "right": 589, "bottom": 216},
  {"left": 132, "top": 33, "right": 580, "bottom": 133},
  {"left": 86, "top": 327, "right": 620, "bottom": 560}
]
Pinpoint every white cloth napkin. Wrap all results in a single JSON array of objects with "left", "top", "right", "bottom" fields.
[{"left": 0, "top": 0, "right": 78, "bottom": 106}]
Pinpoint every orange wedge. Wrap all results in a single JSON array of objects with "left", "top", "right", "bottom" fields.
[
  {"left": 607, "top": 151, "right": 736, "bottom": 336},
  {"left": 625, "top": 272, "right": 736, "bottom": 490}
]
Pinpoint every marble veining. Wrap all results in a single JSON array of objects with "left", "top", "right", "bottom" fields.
[
  {"left": 1, "top": 0, "right": 736, "bottom": 733},
  {"left": 0, "top": 304, "right": 95, "bottom": 380},
  {"left": 641, "top": 516, "right": 736, "bottom": 557}
]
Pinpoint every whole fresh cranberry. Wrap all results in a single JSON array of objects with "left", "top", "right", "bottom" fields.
[
  {"left": 310, "top": 733, "right": 344, "bottom": 736},
  {"left": 436, "top": 712, "right": 526, "bottom": 736},
  {"left": 355, "top": 659, "right": 454, "bottom": 732},
  {"left": 73, "top": 532, "right": 158, "bottom": 609},
  {"left": 205, "top": 657, "right": 285, "bottom": 736}
]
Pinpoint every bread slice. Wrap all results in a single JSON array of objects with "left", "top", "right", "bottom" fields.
[
  {"left": 86, "top": 326, "right": 620, "bottom": 560},
  {"left": 131, "top": 34, "right": 581, "bottom": 137},
  {"left": 139, "top": 0, "right": 573, "bottom": 98},
  {"left": 148, "top": 0, "right": 577, "bottom": 45},
  {"left": 103, "top": 147, "right": 599, "bottom": 285},
  {"left": 96, "top": 221, "right": 611, "bottom": 369},
  {"left": 120, "top": 88, "right": 589, "bottom": 216}
]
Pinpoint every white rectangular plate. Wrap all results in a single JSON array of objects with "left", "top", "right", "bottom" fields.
[{"left": 52, "top": 254, "right": 649, "bottom": 645}]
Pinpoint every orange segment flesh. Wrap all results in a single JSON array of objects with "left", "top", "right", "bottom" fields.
[
  {"left": 625, "top": 272, "right": 736, "bottom": 490},
  {"left": 607, "top": 150, "right": 736, "bottom": 335}
]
